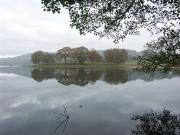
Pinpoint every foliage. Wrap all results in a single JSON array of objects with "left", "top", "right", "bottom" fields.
[
  {"left": 31, "top": 47, "right": 129, "bottom": 65},
  {"left": 88, "top": 50, "right": 102, "bottom": 64},
  {"left": 75, "top": 50, "right": 88, "bottom": 64},
  {"left": 31, "top": 51, "right": 55, "bottom": 64},
  {"left": 56, "top": 47, "right": 72, "bottom": 64},
  {"left": 41, "top": 0, "right": 180, "bottom": 42},
  {"left": 104, "top": 49, "right": 114, "bottom": 64},
  {"left": 131, "top": 109, "right": 180, "bottom": 135},
  {"left": 104, "top": 49, "right": 128, "bottom": 64},
  {"left": 120, "top": 49, "right": 129, "bottom": 63},
  {"left": 71, "top": 46, "right": 89, "bottom": 64},
  {"left": 31, "top": 51, "right": 44, "bottom": 64},
  {"left": 41, "top": 0, "right": 180, "bottom": 72},
  {"left": 41, "top": 53, "right": 55, "bottom": 64},
  {"left": 137, "top": 28, "right": 180, "bottom": 72}
]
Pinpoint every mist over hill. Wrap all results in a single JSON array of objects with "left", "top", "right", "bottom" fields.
[
  {"left": 0, "top": 54, "right": 32, "bottom": 66},
  {"left": 0, "top": 49, "right": 141, "bottom": 66}
]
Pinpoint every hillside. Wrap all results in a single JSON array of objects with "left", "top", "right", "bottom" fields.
[{"left": 0, "top": 54, "right": 32, "bottom": 66}]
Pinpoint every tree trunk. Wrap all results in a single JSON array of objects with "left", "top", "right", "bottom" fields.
[{"left": 65, "top": 57, "right": 67, "bottom": 65}]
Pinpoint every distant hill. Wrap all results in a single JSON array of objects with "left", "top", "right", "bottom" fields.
[
  {"left": 0, "top": 53, "right": 32, "bottom": 66},
  {"left": 0, "top": 49, "right": 142, "bottom": 66}
]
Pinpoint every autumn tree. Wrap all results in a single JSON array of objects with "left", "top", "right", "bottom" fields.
[
  {"left": 112, "top": 49, "right": 124, "bottom": 64},
  {"left": 88, "top": 49, "right": 102, "bottom": 64},
  {"left": 56, "top": 47, "right": 72, "bottom": 64},
  {"left": 73, "top": 47, "right": 89, "bottom": 64},
  {"left": 41, "top": 53, "right": 55, "bottom": 64},
  {"left": 41, "top": 0, "right": 180, "bottom": 72},
  {"left": 77, "top": 51, "right": 87, "bottom": 64},
  {"left": 104, "top": 49, "right": 128, "bottom": 64},
  {"left": 104, "top": 49, "right": 114, "bottom": 64},
  {"left": 119, "top": 49, "right": 128, "bottom": 63},
  {"left": 31, "top": 51, "right": 44, "bottom": 65}
]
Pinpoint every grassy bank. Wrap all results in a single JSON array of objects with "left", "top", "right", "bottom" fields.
[{"left": 27, "top": 60, "right": 137, "bottom": 69}]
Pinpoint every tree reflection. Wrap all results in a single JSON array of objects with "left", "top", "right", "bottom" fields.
[
  {"left": 31, "top": 68, "right": 129, "bottom": 86},
  {"left": 31, "top": 68, "right": 54, "bottom": 82},
  {"left": 55, "top": 68, "right": 89, "bottom": 86},
  {"left": 104, "top": 68, "right": 128, "bottom": 84},
  {"left": 31, "top": 69, "right": 43, "bottom": 82},
  {"left": 87, "top": 68, "right": 103, "bottom": 84},
  {"left": 55, "top": 68, "right": 76, "bottom": 86},
  {"left": 31, "top": 68, "right": 180, "bottom": 86},
  {"left": 54, "top": 105, "right": 70, "bottom": 133},
  {"left": 131, "top": 109, "right": 180, "bottom": 135}
]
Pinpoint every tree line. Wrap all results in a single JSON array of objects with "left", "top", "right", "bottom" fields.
[{"left": 31, "top": 47, "right": 128, "bottom": 65}]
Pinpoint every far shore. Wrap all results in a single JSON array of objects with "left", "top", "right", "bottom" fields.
[{"left": 26, "top": 61, "right": 138, "bottom": 69}]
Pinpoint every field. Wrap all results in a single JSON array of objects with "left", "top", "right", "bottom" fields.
[{"left": 28, "top": 60, "right": 138, "bottom": 69}]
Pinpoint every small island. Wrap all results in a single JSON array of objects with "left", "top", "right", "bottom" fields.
[{"left": 30, "top": 46, "right": 137, "bottom": 69}]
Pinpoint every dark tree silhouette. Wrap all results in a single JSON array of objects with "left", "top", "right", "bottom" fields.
[
  {"left": 31, "top": 51, "right": 44, "bottom": 65},
  {"left": 41, "top": 0, "right": 179, "bottom": 41},
  {"left": 54, "top": 105, "right": 70, "bottom": 133},
  {"left": 138, "top": 28, "right": 180, "bottom": 72},
  {"left": 131, "top": 109, "right": 180, "bottom": 135}
]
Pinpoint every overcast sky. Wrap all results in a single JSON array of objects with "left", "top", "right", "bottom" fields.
[{"left": 0, "top": 0, "right": 156, "bottom": 58}]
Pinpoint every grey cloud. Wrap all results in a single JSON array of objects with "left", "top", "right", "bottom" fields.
[{"left": 0, "top": 0, "right": 155, "bottom": 57}]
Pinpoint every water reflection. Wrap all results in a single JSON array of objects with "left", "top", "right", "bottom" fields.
[
  {"left": 55, "top": 68, "right": 90, "bottom": 86},
  {"left": 52, "top": 107, "right": 180, "bottom": 135},
  {"left": 30, "top": 68, "right": 180, "bottom": 86},
  {"left": 104, "top": 69, "right": 128, "bottom": 84},
  {"left": 0, "top": 67, "right": 180, "bottom": 135},
  {"left": 31, "top": 68, "right": 128, "bottom": 86},
  {"left": 54, "top": 105, "right": 70, "bottom": 133},
  {"left": 31, "top": 69, "right": 54, "bottom": 82}
]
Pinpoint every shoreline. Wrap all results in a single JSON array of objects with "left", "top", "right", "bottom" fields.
[{"left": 26, "top": 62, "right": 137, "bottom": 69}]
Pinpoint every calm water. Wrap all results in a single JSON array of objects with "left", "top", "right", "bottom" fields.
[{"left": 0, "top": 67, "right": 180, "bottom": 135}]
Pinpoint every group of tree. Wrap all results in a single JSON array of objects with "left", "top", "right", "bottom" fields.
[
  {"left": 104, "top": 49, "right": 128, "bottom": 64},
  {"left": 41, "top": 0, "right": 180, "bottom": 72},
  {"left": 31, "top": 51, "right": 55, "bottom": 65},
  {"left": 31, "top": 47, "right": 128, "bottom": 65}
]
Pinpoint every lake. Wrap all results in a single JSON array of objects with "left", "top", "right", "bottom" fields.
[{"left": 0, "top": 67, "right": 180, "bottom": 135}]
